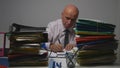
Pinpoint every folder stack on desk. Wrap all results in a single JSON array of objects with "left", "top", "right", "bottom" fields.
[
  {"left": 75, "top": 19, "right": 118, "bottom": 65},
  {"left": 8, "top": 32, "right": 48, "bottom": 66}
]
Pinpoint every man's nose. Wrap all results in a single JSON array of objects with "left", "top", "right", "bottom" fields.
[{"left": 68, "top": 20, "right": 72, "bottom": 24}]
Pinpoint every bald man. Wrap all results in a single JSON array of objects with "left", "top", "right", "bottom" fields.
[{"left": 46, "top": 4, "right": 79, "bottom": 52}]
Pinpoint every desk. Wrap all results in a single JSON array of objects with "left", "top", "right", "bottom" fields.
[
  {"left": 8, "top": 60, "right": 120, "bottom": 68},
  {"left": 8, "top": 51, "right": 120, "bottom": 68},
  {"left": 9, "top": 64, "right": 120, "bottom": 68}
]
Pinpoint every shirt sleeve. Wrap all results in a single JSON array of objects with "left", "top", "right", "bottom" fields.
[
  {"left": 46, "top": 22, "right": 54, "bottom": 42},
  {"left": 46, "top": 22, "right": 54, "bottom": 50}
]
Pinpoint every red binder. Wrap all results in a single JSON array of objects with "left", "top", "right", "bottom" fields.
[
  {"left": 76, "top": 35, "right": 114, "bottom": 43},
  {"left": 0, "top": 65, "right": 7, "bottom": 68},
  {"left": 0, "top": 32, "right": 6, "bottom": 57}
]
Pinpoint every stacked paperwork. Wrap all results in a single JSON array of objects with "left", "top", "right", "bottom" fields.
[
  {"left": 8, "top": 32, "right": 48, "bottom": 66},
  {"left": 75, "top": 19, "right": 118, "bottom": 65}
]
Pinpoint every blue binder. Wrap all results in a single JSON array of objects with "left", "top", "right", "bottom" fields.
[{"left": 0, "top": 57, "right": 9, "bottom": 66}]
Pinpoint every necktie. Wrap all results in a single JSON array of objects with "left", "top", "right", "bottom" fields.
[{"left": 64, "top": 29, "right": 69, "bottom": 47}]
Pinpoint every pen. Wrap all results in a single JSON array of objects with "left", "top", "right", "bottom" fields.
[{"left": 58, "top": 38, "right": 61, "bottom": 44}]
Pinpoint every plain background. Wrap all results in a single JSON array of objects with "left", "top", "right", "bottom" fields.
[{"left": 0, "top": 0, "right": 120, "bottom": 65}]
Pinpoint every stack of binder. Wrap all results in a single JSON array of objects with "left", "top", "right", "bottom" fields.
[
  {"left": 8, "top": 32, "right": 48, "bottom": 66},
  {"left": 8, "top": 24, "right": 48, "bottom": 66},
  {"left": 75, "top": 19, "right": 118, "bottom": 65}
]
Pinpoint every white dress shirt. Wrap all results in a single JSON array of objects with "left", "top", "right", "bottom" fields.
[{"left": 46, "top": 19, "right": 76, "bottom": 48}]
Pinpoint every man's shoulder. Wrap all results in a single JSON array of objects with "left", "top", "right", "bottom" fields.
[
  {"left": 47, "top": 19, "right": 62, "bottom": 29},
  {"left": 47, "top": 19, "right": 63, "bottom": 30},
  {"left": 49, "top": 19, "right": 62, "bottom": 25}
]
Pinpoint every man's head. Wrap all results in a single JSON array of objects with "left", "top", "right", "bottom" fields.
[{"left": 61, "top": 4, "right": 79, "bottom": 29}]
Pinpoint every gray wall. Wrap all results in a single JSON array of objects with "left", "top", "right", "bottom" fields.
[
  {"left": 0, "top": 0, "right": 120, "bottom": 64},
  {"left": 116, "top": 0, "right": 120, "bottom": 64}
]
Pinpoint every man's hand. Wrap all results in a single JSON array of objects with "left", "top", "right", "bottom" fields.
[
  {"left": 65, "top": 44, "right": 75, "bottom": 51},
  {"left": 50, "top": 44, "right": 63, "bottom": 52}
]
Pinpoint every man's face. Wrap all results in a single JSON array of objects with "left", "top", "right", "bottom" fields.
[{"left": 62, "top": 11, "right": 78, "bottom": 29}]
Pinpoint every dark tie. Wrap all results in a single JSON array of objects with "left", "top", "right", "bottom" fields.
[{"left": 64, "top": 29, "right": 69, "bottom": 47}]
